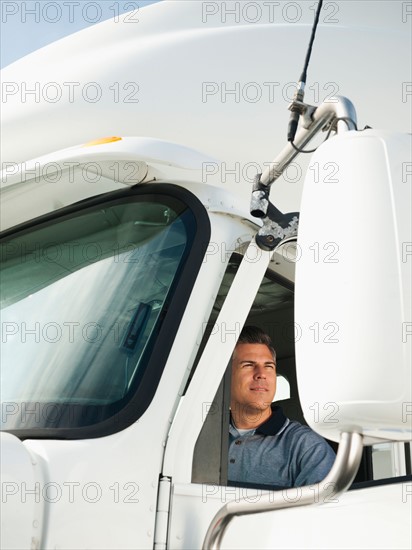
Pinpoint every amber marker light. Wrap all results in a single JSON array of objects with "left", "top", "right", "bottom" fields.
[{"left": 82, "top": 136, "right": 123, "bottom": 147}]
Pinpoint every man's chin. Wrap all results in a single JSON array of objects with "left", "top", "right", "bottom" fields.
[
  {"left": 247, "top": 395, "right": 273, "bottom": 409},
  {"left": 233, "top": 402, "right": 272, "bottom": 422}
]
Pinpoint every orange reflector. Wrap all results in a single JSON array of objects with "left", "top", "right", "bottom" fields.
[{"left": 83, "top": 136, "right": 122, "bottom": 147}]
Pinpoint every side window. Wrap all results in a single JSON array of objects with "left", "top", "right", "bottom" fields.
[
  {"left": 371, "top": 442, "right": 412, "bottom": 479},
  {"left": 192, "top": 253, "right": 296, "bottom": 486}
]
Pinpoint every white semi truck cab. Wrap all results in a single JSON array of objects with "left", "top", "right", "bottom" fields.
[{"left": 1, "top": 2, "right": 411, "bottom": 549}]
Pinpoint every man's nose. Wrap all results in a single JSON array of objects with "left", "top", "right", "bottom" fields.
[{"left": 254, "top": 365, "right": 266, "bottom": 378}]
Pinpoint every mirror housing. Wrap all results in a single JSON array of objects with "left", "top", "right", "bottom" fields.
[{"left": 295, "top": 131, "right": 411, "bottom": 444}]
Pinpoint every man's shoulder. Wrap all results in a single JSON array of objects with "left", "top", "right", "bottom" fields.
[
  {"left": 282, "top": 419, "right": 330, "bottom": 448},
  {"left": 284, "top": 419, "right": 316, "bottom": 433}
]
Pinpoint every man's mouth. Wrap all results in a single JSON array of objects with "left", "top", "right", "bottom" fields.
[{"left": 250, "top": 387, "right": 267, "bottom": 392}]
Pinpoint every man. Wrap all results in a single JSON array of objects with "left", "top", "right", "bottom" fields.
[{"left": 229, "top": 326, "right": 335, "bottom": 489}]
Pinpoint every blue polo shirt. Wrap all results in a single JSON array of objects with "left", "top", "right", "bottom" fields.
[{"left": 228, "top": 406, "right": 335, "bottom": 489}]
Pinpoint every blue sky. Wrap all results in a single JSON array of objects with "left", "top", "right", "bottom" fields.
[{"left": 0, "top": 0, "right": 161, "bottom": 69}]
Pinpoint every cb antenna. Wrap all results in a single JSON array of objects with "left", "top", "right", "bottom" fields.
[{"left": 287, "top": 0, "right": 324, "bottom": 143}]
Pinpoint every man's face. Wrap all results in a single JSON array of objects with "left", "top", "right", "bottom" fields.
[{"left": 231, "top": 343, "right": 277, "bottom": 419}]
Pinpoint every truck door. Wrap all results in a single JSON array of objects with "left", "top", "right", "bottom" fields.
[
  {"left": 162, "top": 248, "right": 412, "bottom": 550},
  {"left": 161, "top": 246, "right": 300, "bottom": 549}
]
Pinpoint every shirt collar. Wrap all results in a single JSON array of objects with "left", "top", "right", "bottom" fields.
[{"left": 255, "top": 404, "right": 288, "bottom": 436}]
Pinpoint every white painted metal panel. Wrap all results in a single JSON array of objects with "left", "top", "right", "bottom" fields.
[
  {"left": 169, "top": 481, "right": 411, "bottom": 549},
  {"left": 1, "top": 2, "right": 410, "bottom": 213},
  {"left": 0, "top": 433, "right": 44, "bottom": 550}
]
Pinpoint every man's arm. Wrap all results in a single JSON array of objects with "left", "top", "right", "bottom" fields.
[{"left": 293, "top": 432, "right": 336, "bottom": 487}]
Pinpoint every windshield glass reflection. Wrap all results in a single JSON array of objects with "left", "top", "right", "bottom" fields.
[{"left": 1, "top": 196, "right": 191, "bottom": 429}]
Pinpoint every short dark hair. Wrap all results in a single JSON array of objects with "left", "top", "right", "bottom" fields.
[{"left": 236, "top": 325, "right": 276, "bottom": 361}]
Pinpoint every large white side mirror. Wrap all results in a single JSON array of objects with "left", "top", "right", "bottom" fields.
[{"left": 295, "top": 131, "right": 411, "bottom": 444}]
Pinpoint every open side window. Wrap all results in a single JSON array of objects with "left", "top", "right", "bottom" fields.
[
  {"left": 192, "top": 253, "right": 298, "bottom": 486},
  {"left": 191, "top": 253, "right": 411, "bottom": 490}
]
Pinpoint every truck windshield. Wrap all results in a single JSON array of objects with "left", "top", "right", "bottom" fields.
[{"left": 0, "top": 191, "right": 198, "bottom": 434}]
